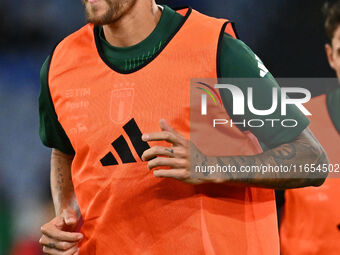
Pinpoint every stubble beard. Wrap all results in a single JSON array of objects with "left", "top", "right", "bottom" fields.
[{"left": 83, "top": 0, "right": 135, "bottom": 25}]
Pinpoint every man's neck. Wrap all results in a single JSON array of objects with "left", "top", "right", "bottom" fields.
[{"left": 103, "top": 1, "right": 162, "bottom": 48}]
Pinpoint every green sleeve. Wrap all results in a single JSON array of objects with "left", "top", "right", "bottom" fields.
[
  {"left": 39, "top": 56, "right": 75, "bottom": 155},
  {"left": 219, "top": 34, "right": 310, "bottom": 149},
  {"left": 0, "top": 197, "right": 12, "bottom": 255}
]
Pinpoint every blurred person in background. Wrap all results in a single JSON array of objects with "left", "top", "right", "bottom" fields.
[
  {"left": 38, "top": 0, "right": 328, "bottom": 254},
  {"left": 0, "top": 189, "right": 12, "bottom": 255},
  {"left": 280, "top": 1, "right": 340, "bottom": 254}
]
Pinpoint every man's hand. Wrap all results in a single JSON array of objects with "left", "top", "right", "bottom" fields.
[
  {"left": 142, "top": 120, "right": 328, "bottom": 189},
  {"left": 39, "top": 208, "right": 83, "bottom": 255},
  {"left": 142, "top": 119, "right": 205, "bottom": 185}
]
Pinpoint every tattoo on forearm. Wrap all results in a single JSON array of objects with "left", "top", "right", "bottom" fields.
[
  {"left": 217, "top": 157, "right": 234, "bottom": 180},
  {"left": 270, "top": 144, "right": 296, "bottom": 163},
  {"left": 51, "top": 150, "right": 76, "bottom": 214},
  {"left": 56, "top": 159, "right": 65, "bottom": 192},
  {"left": 201, "top": 153, "right": 209, "bottom": 177},
  {"left": 208, "top": 129, "right": 329, "bottom": 189}
]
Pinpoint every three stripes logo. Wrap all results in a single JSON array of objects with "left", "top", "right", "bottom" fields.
[{"left": 100, "top": 118, "right": 150, "bottom": 166}]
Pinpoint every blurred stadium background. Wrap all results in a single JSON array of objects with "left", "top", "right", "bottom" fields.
[{"left": 0, "top": 0, "right": 334, "bottom": 254}]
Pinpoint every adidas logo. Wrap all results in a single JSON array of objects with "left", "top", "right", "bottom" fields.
[
  {"left": 255, "top": 54, "right": 269, "bottom": 78},
  {"left": 100, "top": 118, "right": 150, "bottom": 166}
]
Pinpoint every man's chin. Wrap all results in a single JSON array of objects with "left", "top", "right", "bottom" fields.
[
  {"left": 87, "top": 18, "right": 110, "bottom": 26},
  {"left": 85, "top": 6, "right": 115, "bottom": 25},
  {"left": 86, "top": 12, "right": 110, "bottom": 25}
]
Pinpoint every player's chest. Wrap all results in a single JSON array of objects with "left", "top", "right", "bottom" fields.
[{"left": 53, "top": 73, "right": 191, "bottom": 151}]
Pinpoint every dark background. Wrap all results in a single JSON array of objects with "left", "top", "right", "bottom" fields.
[{"left": 0, "top": 1, "right": 336, "bottom": 254}]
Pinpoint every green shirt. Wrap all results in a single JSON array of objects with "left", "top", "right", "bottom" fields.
[
  {"left": 0, "top": 197, "right": 12, "bottom": 255},
  {"left": 327, "top": 86, "right": 340, "bottom": 134},
  {"left": 39, "top": 5, "right": 309, "bottom": 154}
]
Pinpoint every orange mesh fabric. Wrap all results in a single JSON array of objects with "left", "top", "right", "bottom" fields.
[
  {"left": 48, "top": 8, "right": 279, "bottom": 255},
  {"left": 281, "top": 95, "right": 340, "bottom": 255}
]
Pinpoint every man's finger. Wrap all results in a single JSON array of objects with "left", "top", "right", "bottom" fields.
[
  {"left": 39, "top": 235, "right": 78, "bottom": 251},
  {"left": 142, "top": 131, "right": 180, "bottom": 144},
  {"left": 160, "top": 119, "right": 185, "bottom": 138},
  {"left": 159, "top": 119, "right": 174, "bottom": 132},
  {"left": 54, "top": 215, "right": 65, "bottom": 228},
  {"left": 148, "top": 157, "right": 186, "bottom": 170},
  {"left": 61, "top": 209, "right": 78, "bottom": 229},
  {"left": 142, "top": 146, "right": 174, "bottom": 161},
  {"left": 42, "top": 244, "right": 79, "bottom": 255},
  {"left": 41, "top": 225, "right": 83, "bottom": 242},
  {"left": 153, "top": 169, "right": 190, "bottom": 180}
]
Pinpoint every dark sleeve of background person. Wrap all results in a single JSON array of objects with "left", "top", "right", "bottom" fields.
[{"left": 0, "top": 191, "right": 13, "bottom": 255}]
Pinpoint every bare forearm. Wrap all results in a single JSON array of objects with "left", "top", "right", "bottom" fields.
[
  {"left": 50, "top": 149, "right": 79, "bottom": 216},
  {"left": 201, "top": 129, "right": 329, "bottom": 189}
]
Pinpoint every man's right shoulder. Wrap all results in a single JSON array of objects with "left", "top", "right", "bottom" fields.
[{"left": 53, "top": 24, "right": 94, "bottom": 55}]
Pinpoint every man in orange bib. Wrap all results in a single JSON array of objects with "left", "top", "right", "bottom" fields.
[
  {"left": 38, "top": 1, "right": 328, "bottom": 254},
  {"left": 280, "top": 2, "right": 340, "bottom": 254}
]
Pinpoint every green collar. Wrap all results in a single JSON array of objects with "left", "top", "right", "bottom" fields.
[
  {"left": 326, "top": 86, "right": 340, "bottom": 135},
  {"left": 97, "top": 5, "right": 184, "bottom": 72}
]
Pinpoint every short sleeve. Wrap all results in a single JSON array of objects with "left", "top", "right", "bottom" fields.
[
  {"left": 219, "top": 34, "right": 310, "bottom": 149},
  {"left": 39, "top": 56, "right": 75, "bottom": 155}
]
